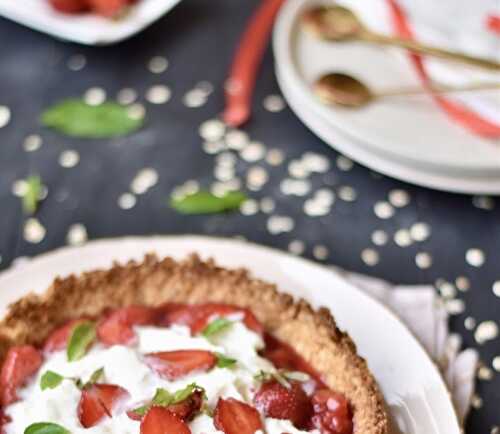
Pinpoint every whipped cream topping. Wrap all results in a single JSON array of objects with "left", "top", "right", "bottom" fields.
[{"left": 5, "top": 320, "right": 313, "bottom": 434}]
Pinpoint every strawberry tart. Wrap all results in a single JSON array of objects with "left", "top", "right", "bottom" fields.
[{"left": 0, "top": 255, "right": 388, "bottom": 434}]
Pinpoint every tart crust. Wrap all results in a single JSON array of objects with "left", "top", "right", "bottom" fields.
[{"left": 0, "top": 254, "right": 388, "bottom": 434}]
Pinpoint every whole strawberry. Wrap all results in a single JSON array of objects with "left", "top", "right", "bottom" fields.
[{"left": 254, "top": 380, "right": 312, "bottom": 429}]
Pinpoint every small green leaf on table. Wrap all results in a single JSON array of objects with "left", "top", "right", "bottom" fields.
[{"left": 170, "top": 191, "right": 247, "bottom": 215}]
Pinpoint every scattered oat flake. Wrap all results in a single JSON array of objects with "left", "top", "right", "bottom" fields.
[
  {"left": 288, "top": 240, "right": 305, "bottom": 255},
  {"left": 118, "top": 193, "right": 137, "bottom": 210},
  {"left": 313, "top": 245, "right": 329, "bottom": 261},
  {"left": 374, "top": 201, "right": 394, "bottom": 219},
  {"left": 226, "top": 130, "right": 249, "bottom": 150},
  {"left": 66, "top": 223, "right": 88, "bottom": 246},
  {"left": 117, "top": 88, "right": 137, "bottom": 105},
  {"left": 338, "top": 186, "right": 357, "bottom": 202},
  {"left": 148, "top": 56, "right": 168, "bottom": 74},
  {"left": 24, "top": 218, "right": 46, "bottom": 244},
  {"left": 67, "top": 54, "right": 86, "bottom": 71},
  {"left": 127, "top": 104, "right": 146, "bottom": 120},
  {"left": 466, "top": 248, "right": 486, "bottom": 267},
  {"left": 240, "top": 142, "right": 265, "bottom": 162},
  {"left": 246, "top": 166, "right": 269, "bottom": 191},
  {"left": 260, "top": 197, "right": 275, "bottom": 214},
  {"left": 361, "top": 248, "right": 379, "bottom": 266},
  {"left": 464, "top": 317, "right": 476, "bottom": 331},
  {"left": 445, "top": 299, "right": 465, "bottom": 315},
  {"left": 146, "top": 85, "right": 171, "bottom": 104},
  {"left": 388, "top": 189, "right": 411, "bottom": 208},
  {"left": 59, "top": 150, "right": 80, "bottom": 168},
  {"left": 267, "top": 216, "right": 294, "bottom": 235},
  {"left": 183, "top": 89, "right": 207, "bottom": 108},
  {"left": 493, "top": 281, "right": 500, "bottom": 298},
  {"left": 199, "top": 119, "right": 225, "bottom": 141},
  {"left": 266, "top": 149, "right": 285, "bottom": 166},
  {"left": 0, "top": 106, "right": 11, "bottom": 128},
  {"left": 474, "top": 321, "right": 498, "bottom": 344},
  {"left": 394, "top": 229, "right": 412, "bottom": 247},
  {"left": 281, "top": 179, "right": 311, "bottom": 197},
  {"left": 131, "top": 168, "right": 159, "bottom": 195},
  {"left": 371, "top": 230, "right": 388, "bottom": 246},
  {"left": 492, "top": 356, "right": 500, "bottom": 372},
  {"left": 23, "top": 134, "right": 42, "bottom": 152},
  {"left": 472, "top": 195, "right": 495, "bottom": 210},
  {"left": 240, "top": 199, "right": 259, "bottom": 216},
  {"left": 410, "top": 222, "right": 431, "bottom": 242},
  {"left": 477, "top": 366, "right": 493, "bottom": 381},
  {"left": 455, "top": 276, "right": 470, "bottom": 292},
  {"left": 263, "top": 94, "right": 286, "bottom": 112},
  {"left": 84, "top": 87, "right": 106, "bottom": 106},
  {"left": 415, "top": 252, "right": 433, "bottom": 269}
]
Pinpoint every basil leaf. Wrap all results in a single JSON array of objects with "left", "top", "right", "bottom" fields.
[
  {"left": 151, "top": 388, "right": 173, "bottom": 406},
  {"left": 40, "top": 371, "right": 64, "bottom": 391},
  {"left": 201, "top": 318, "right": 233, "bottom": 338},
  {"left": 22, "top": 175, "right": 43, "bottom": 215},
  {"left": 170, "top": 191, "right": 247, "bottom": 215},
  {"left": 77, "top": 367, "right": 105, "bottom": 390},
  {"left": 215, "top": 353, "right": 237, "bottom": 369},
  {"left": 24, "top": 422, "right": 70, "bottom": 434},
  {"left": 171, "top": 383, "right": 205, "bottom": 403},
  {"left": 41, "top": 99, "right": 144, "bottom": 138},
  {"left": 67, "top": 321, "right": 96, "bottom": 362}
]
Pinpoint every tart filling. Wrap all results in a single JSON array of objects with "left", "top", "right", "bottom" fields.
[{"left": 1, "top": 304, "right": 353, "bottom": 434}]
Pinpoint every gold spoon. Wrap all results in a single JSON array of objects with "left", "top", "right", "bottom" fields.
[
  {"left": 301, "top": 5, "right": 500, "bottom": 71},
  {"left": 314, "top": 72, "right": 500, "bottom": 108}
]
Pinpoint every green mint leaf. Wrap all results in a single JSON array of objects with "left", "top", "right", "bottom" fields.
[
  {"left": 67, "top": 321, "right": 96, "bottom": 362},
  {"left": 170, "top": 191, "right": 247, "bottom": 215},
  {"left": 170, "top": 383, "right": 206, "bottom": 404},
  {"left": 215, "top": 353, "right": 237, "bottom": 369},
  {"left": 24, "top": 422, "right": 70, "bottom": 434},
  {"left": 201, "top": 318, "right": 233, "bottom": 338},
  {"left": 41, "top": 99, "right": 144, "bottom": 138},
  {"left": 40, "top": 371, "right": 64, "bottom": 391},
  {"left": 151, "top": 388, "right": 173, "bottom": 406},
  {"left": 22, "top": 175, "right": 43, "bottom": 215}
]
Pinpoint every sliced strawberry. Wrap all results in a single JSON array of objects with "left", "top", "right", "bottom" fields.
[
  {"left": 162, "top": 303, "right": 263, "bottom": 336},
  {"left": 262, "top": 333, "right": 326, "bottom": 389},
  {"left": 97, "top": 306, "right": 160, "bottom": 346},
  {"left": 310, "top": 389, "right": 353, "bottom": 434},
  {"left": 214, "top": 398, "right": 263, "bottom": 434},
  {"left": 78, "top": 384, "right": 130, "bottom": 428},
  {"left": 43, "top": 318, "right": 89, "bottom": 353},
  {"left": 48, "top": 0, "right": 89, "bottom": 13},
  {"left": 0, "top": 346, "right": 43, "bottom": 406},
  {"left": 86, "top": 0, "right": 129, "bottom": 17},
  {"left": 140, "top": 406, "right": 191, "bottom": 434},
  {"left": 164, "top": 389, "right": 203, "bottom": 421},
  {"left": 144, "top": 350, "right": 216, "bottom": 380},
  {"left": 254, "top": 380, "right": 312, "bottom": 429}
]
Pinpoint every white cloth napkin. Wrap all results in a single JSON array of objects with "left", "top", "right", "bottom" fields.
[{"left": 333, "top": 267, "right": 479, "bottom": 425}]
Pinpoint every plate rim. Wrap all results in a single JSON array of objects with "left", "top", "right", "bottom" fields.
[{"left": 0, "top": 234, "right": 461, "bottom": 433}]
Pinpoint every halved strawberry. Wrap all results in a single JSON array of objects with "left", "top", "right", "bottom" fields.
[
  {"left": 0, "top": 346, "right": 43, "bottom": 406},
  {"left": 97, "top": 306, "right": 160, "bottom": 346},
  {"left": 144, "top": 350, "right": 216, "bottom": 380},
  {"left": 162, "top": 303, "right": 264, "bottom": 336},
  {"left": 86, "top": 0, "right": 129, "bottom": 17},
  {"left": 310, "top": 389, "right": 353, "bottom": 434},
  {"left": 48, "top": 0, "right": 89, "bottom": 13},
  {"left": 78, "top": 384, "right": 130, "bottom": 428},
  {"left": 140, "top": 406, "right": 191, "bottom": 434},
  {"left": 213, "top": 398, "right": 263, "bottom": 434},
  {"left": 254, "top": 380, "right": 312, "bottom": 429},
  {"left": 43, "top": 318, "right": 89, "bottom": 353}
]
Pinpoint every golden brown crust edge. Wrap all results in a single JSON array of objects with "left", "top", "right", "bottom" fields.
[{"left": 0, "top": 254, "right": 388, "bottom": 434}]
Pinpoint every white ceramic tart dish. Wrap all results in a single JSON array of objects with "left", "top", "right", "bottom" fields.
[
  {"left": 0, "top": 235, "right": 461, "bottom": 434},
  {"left": 0, "top": 254, "right": 387, "bottom": 434}
]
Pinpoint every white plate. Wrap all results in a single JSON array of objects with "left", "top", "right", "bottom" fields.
[
  {"left": 0, "top": 0, "right": 182, "bottom": 45},
  {"left": 277, "top": 62, "right": 500, "bottom": 194},
  {"left": 0, "top": 235, "right": 460, "bottom": 434},
  {"left": 273, "top": 0, "right": 500, "bottom": 177}
]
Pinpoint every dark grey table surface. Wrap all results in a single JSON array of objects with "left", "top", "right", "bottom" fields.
[{"left": 0, "top": 1, "right": 498, "bottom": 432}]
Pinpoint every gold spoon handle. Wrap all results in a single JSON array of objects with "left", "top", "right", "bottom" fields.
[
  {"left": 375, "top": 82, "right": 500, "bottom": 98},
  {"left": 359, "top": 30, "right": 500, "bottom": 71}
]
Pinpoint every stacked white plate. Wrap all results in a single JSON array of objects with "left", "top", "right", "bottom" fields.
[{"left": 274, "top": 0, "right": 500, "bottom": 194}]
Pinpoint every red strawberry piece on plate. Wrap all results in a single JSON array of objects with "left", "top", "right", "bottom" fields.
[
  {"left": 78, "top": 384, "right": 130, "bottom": 428},
  {"left": 87, "top": 0, "right": 129, "bottom": 18},
  {"left": 162, "top": 303, "right": 264, "bottom": 336},
  {"left": 48, "top": 0, "right": 89, "bottom": 14},
  {"left": 140, "top": 406, "right": 191, "bottom": 434},
  {"left": 254, "top": 380, "right": 312, "bottom": 429},
  {"left": 43, "top": 318, "right": 89, "bottom": 353},
  {"left": 0, "top": 346, "right": 43, "bottom": 406},
  {"left": 214, "top": 398, "right": 263, "bottom": 434},
  {"left": 97, "top": 306, "right": 159, "bottom": 346},
  {"left": 144, "top": 350, "right": 216, "bottom": 380},
  {"left": 310, "top": 389, "right": 353, "bottom": 434}
]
